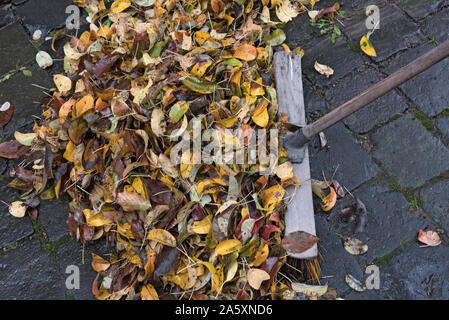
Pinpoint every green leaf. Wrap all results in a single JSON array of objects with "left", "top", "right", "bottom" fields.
[
  {"left": 263, "top": 29, "right": 286, "bottom": 47},
  {"left": 22, "top": 69, "right": 32, "bottom": 77}
]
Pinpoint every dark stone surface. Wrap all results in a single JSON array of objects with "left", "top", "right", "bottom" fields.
[
  {"left": 0, "top": 64, "right": 52, "bottom": 139},
  {"left": 345, "top": 289, "right": 385, "bottom": 300},
  {"left": 15, "top": 0, "right": 74, "bottom": 36},
  {"left": 380, "top": 242, "right": 449, "bottom": 299},
  {"left": 0, "top": 4, "right": 15, "bottom": 28},
  {"left": 301, "top": 36, "right": 365, "bottom": 87},
  {"left": 0, "top": 239, "right": 66, "bottom": 300},
  {"left": 394, "top": 0, "right": 447, "bottom": 20},
  {"left": 310, "top": 122, "right": 379, "bottom": 192},
  {"left": 343, "top": 1, "right": 423, "bottom": 62},
  {"left": 315, "top": 215, "right": 364, "bottom": 296},
  {"left": 419, "top": 179, "right": 449, "bottom": 232},
  {"left": 371, "top": 114, "right": 449, "bottom": 188},
  {"left": 328, "top": 177, "right": 427, "bottom": 265},
  {"left": 324, "top": 68, "right": 409, "bottom": 133},
  {"left": 285, "top": 10, "right": 364, "bottom": 87},
  {"left": 56, "top": 238, "right": 114, "bottom": 300},
  {"left": 0, "top": 177, "right": 34, "bottom": 249},
  {"left": 421, "top": 6, "right": 449, "bottom": 42},
  {"left": 38, "top": 198, "right": 70, "bottom": 242},
  {"left": 381, "top": 43, "right": 449, "bottom": 117},
  {"left": 0, "top": 22, "right": 36, "bottom": 76},
  {"left": 436, "top": 117, "right": 449, "bottom": 140}
]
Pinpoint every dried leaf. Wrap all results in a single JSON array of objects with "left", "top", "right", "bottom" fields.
[
  {"left": 418, "top": 229, "right": 442, "bottom": 247},
  {"left": 344, "top": 238, "right": 368, "bottom": 255},
  {"left": 281, "top": 231, "right": 319, "bottom": 254},
  {"left": 314, "top": 61, "right": 334, "bottom": 78}
]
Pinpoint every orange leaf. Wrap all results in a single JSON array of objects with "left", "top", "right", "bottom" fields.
[
  {"left": 234, "top": 44, "right": 258, "bottom": 61},
  {"left": 418, "top": 229, "right": 441, "bottom": 247}
]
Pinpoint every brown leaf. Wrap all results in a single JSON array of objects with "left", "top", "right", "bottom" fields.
[
  {"left": 0, "top": 101, "right": 13, "bottom": 127},
  {"left": 281, "top": 231, "right": 319, "bottom": 254},
  {"left": 0, "top": 140, "right": 29, "bottom": 159}
]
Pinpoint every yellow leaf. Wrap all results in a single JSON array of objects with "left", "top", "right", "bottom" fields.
[
  {"left": 141, "top": 284, "right": 159, "bottom": 300},
  {"left": 259, "top": 185, "right": 285, "bottom": 212},
  {"left": 321, "top": 187, "right": 337, "bottom": 212},
  {"left": 191, "top": 214, "right": 213, "bottom": 234},
  {"left": 252, "top": 105, "right": 269, "bottom": 128},
  {"left": 251, "top": 244, "right": 269, "bottom": 267},
  {"left": 215, "top": 239, "right": 242, "bottom": 255},
  {"left": 194, "top": 259, "right": 222, "bottom": 293},
  {"left": 147, "top": 228, "right": 177, "bottom": 247},
  {"left": 64, "top": 141, "right": 76, "bottom": 162},
  {"left": 83, "top": 209, "right": 113, "bottom": 227},
  {"left": 360, "top": 35, "right": 377, "bottom": 57},
  {"left": 111, "top": 0, "right": 131, "bottom": 13},
  {"left": 197, "top": 178, "right": 227, "bottom": 194},
  {"left": 74, "top": 95, "right": 94, "bottom": 118}
]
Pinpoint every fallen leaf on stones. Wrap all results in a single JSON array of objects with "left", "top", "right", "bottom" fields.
[
  {"left": 0, "top": 101, "right": 13, "bottom": 127},
  {"left": 0, "top": 140, "right": 29, "bottom": 159},
  {"left": 9, "top": 201, "right": 28, "bottom": 218},
  {"left": 418, "top": 229, "right": 441, "bottom": 247},
  {"left": 314, "top": 61, "right": 334, "bottom": 78},
  {"left": 14, "top": 132, "right": 36, "bottom": 146},
  {"left": 36, "top": 51, "right": 53, "bottom": 69},
  {"left": 345, "top": 274, "right": 366, "bottom": 292},
  {"left": 344, "top": 238, "right": 368, "bottom": 255},
  {"left": 360, "top": 35, "right": 377, "bottom": 57},
  {"left": 247, "top": 268, "right": 270, "bottom": 290},
  {"left": 321, "top": 187, "right": 337, "bottom": 211}
]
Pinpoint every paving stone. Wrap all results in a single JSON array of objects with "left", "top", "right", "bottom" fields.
[
  {"left": 310, "top": 122, "right": 378, "bottom": 192},
  {"left": 0, "top": 64, "right": 52, "bottom": 139},
  {"left": 345, "top": 289, "right": 385, "bottom": 300},
  {"left": 371, "top": 114, "right": 449, "bottom": 188},
  {"left": 285, "top": 11, "right": 364, "bottom": 87},
  {"left": 0, "top": 4, "right": 15, "bottom": 28},
  {"left": 343, "top": 2, "right": 424, "bottom": 62},
  {"left": 0, "top": 22, "right": 36, "bottom": 76},
  {"left": 328, "top": 177, "right": 427, "bottom": 265},
  {"left": 15, "top": 0, "right": 74, "bottom": 36},
  {"left": 0, "top": 177, "right": 34, "bottom": 249},
  {"left": 436, "top": 117, "right": 449, "bottom": 140},
  {"left": 419, "top": 179, "right": 449, "bottom": 233},
  {"left": 395, "top": 0, "right": 448, "bottom": 20},
  {"left": 56, "top": 238, "right": 114, "bottom": 300},
  {"left": 0, "top": 239, "right": 66, "bottom": 299},
  {"left": 324, "top": 68, "right": 409, "bottom": 133},
  {"left": 380, "top": 242, "right": 449, "bottom": 299},
  {"left": 315, "top": 215, "right": 364, "bottom": 295},
  {"left": 421, "top": 6, "right": 449, "bottom": 42},
  {"left": 381, "top": 43, "right": 449, "bottom": 117},
  {"left": 38, "top": 198, "right": 71, "bottom": 242}
]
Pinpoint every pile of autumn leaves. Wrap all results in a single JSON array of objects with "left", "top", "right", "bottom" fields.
[{"left": 0, "top": 0, "right": 343, "bottom": 300}]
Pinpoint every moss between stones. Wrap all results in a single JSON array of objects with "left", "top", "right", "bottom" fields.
[
  {"left": 436, "top": 107, "right": 449, "bottom": 118},
  {"left": 414, "top": 110, "right": 434, "bottom": 131},
  {"left": 380, "top": 168, "right": 422, "bottom": 210},
  {"left": 32, "top": 219, "right": 70, "bottom": 263}
]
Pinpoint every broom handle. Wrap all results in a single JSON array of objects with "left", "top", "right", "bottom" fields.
[{"left": 298, "top": 39, "right": 449, "bottom": 144}]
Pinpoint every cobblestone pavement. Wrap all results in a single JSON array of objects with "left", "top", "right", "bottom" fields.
[{"left": 0, "top": 0, "right": 448, "bottom": 300}]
